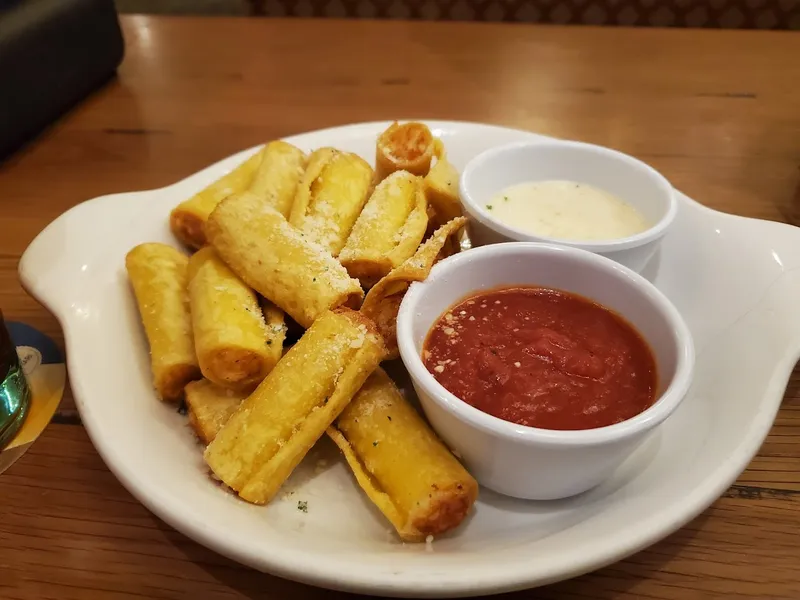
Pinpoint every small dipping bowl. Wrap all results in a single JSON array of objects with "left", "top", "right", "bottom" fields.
[
  {"left": 397, "top": 242, "right": 694, "bottom": 500},
  {"left": 459, "top": 140, "right": 677, "bottom": 273}
]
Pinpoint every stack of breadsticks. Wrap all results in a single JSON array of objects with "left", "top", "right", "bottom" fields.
[{"left": 124, "top": 122, "right": 477, "bottom": 542}]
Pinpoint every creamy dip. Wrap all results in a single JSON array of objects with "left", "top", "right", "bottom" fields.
[{"left": 486, "top": 180, "right": 650, "bottom": 241}]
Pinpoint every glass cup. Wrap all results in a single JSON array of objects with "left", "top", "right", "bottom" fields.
[{"left": 0, "top": 310, "right": 31, "bottom": 449}]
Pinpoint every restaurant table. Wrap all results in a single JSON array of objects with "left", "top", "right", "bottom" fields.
[{"left": 1, "top": 15, "right": 799, "bottom": 600}]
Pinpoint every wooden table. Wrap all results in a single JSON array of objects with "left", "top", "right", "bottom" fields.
[{"left": 1, "top": 15, "right": 799, "bottom": 600}]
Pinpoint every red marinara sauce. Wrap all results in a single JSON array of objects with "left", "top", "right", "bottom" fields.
[{"left": 422, "top": 287, "right": 657, "bottom": 431}]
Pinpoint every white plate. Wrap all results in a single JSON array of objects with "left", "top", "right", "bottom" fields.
[{"left": 19, "top": 121, "right": 800, "bottom": 598}]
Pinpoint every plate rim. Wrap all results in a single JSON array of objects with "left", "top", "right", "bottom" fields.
[{"left": 18, "top": 120, "right": 800, "bottom": 597}]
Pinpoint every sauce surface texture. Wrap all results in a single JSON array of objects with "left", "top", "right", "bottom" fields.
[
  {"left": 487, "top": 180, "right": 650, "bottom": 241},
  {"left": 422, "top": 287, "right": 657, "bottom": 430}
]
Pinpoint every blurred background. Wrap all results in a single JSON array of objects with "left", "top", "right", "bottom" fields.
[
  {"left": 1, "top": 0, "right": 796, "bottom": 160},
  {"left": 114, "top": 0, "right": 799, "bottom": 28}
]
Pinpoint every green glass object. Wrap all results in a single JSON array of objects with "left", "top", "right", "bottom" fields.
[{"left": 0, "top": 311, "right": 30, "bottom": 449}]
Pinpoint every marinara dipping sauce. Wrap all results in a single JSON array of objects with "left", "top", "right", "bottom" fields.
[{"left": 422, "top": 287, "right": 657, "bottom": 431}]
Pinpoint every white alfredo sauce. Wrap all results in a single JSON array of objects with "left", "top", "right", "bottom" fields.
[{"left": 486, "top": 180, "right": 650, "bottom": 241}]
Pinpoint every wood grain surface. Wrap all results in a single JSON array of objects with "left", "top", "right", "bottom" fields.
[{"left": 1, "top": 16, "right": 799, "bottom": 600}]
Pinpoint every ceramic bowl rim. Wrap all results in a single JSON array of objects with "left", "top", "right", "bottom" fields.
[
  {"left": 458, "top": 140, "right": 678, "bottom": 253},
  {"left": 396, "top": 241, "right": 696, "bottom": 447}
]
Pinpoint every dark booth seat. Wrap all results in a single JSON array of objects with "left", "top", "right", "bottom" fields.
[{"left": 0, "top": 0, "right": 124, "bottom": 159}]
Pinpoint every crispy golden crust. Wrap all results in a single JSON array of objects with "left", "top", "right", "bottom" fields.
[
  {"left": 169, "top": 150, "right": 264, "bottom": 249},
  {"left": 423, "top": 156, "right": 463, "bottom": 227},
  {"left": 169, "top": 210, "right": 207, "bottom": 250},
  {"left": 361, "top": 216, "right": 468, "bottom": 358},
  {"left": 203, "top": 308, "right": 386, "bottom": 505},
  {"left": 375, "top": 122, "right": 440, "bottom": 181},
  {"left": 204, "top": 347, "right": 265, "bottom": 389},
  {"left": 339, "top": 171, "right": 429, "bottom": 288},
  {"left": 332, "top": 307, "right": 381, "bottom": 339},
  {"left": 125, "top": 243, "right": 200, "bottom": 402},
  {"left": 206, "top": 191, "right": 364, "bottom": 328},
  {"left": 188, "top": 245, "right": 274, "bottom": 390},
  {"left": 290, "top": 151, "right": 374, "bottom": 256},
  {"left": 408, "top": 483, "right": 478, "bottom": 539},
  {"left": 185, "top": 380, "right": 246, "bottom": 445},
  {"left": 340, "top": 259, "right": 389, "bottom": 290},
  {"left": 248, "top": 140, "right": 307, "bottom": 218},
  {"left": 329, "top": 368, "right": 478, "bottom": 542},
  {"left": 158, "top": 363, "right": 202, "bottom": 404}
]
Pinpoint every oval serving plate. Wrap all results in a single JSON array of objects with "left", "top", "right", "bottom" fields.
[{"left": 18, "top": 121, "right": 800, "bottom": 597}]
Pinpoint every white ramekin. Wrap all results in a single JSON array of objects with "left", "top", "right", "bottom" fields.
[
  {"left": 397, "top": 242, "right": 694, "bottom": 500},
  {"left": 459, "top": 140, "right": 677, "bottom": 273}
]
